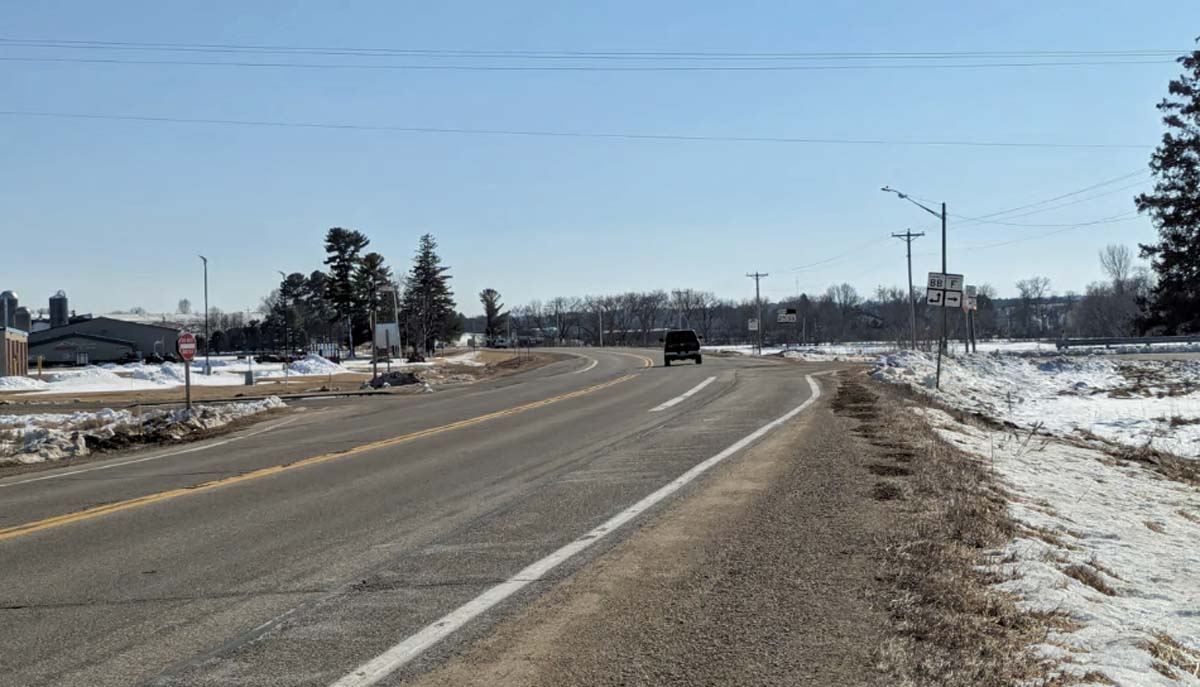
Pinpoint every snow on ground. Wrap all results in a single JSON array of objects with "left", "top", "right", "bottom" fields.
[
  {"left": 872, "top": 350, "right": 1200, "bottom": 684},
  {"left": 281, "top": 354, "right": 351, "bottom": 376},
  {"left": 0, "top": 376, "right": 49, "bottom": 392},
  {"left": 0, "top": 397, "right": 285, "bottom": 464},
  {"left": 0, "top": 355, "right": 362, "bottom": 397},
  {"left": 921, "top": 408, "right": 1200, "bottom": 686},
  {"left": 703, "top": 343, "right": 889, "bottom": 362},
  {"left": 440, "top": 351, "right": 484, "bottom": 367},
  {"left": 873, "top": 351, "right": 1200, "bottom": 458}
]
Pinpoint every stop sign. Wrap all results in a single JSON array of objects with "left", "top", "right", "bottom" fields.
[{"left": 177, "top": 332, "right": 197, "bottom": 361}]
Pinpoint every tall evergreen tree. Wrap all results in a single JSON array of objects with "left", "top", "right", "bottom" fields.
[
  {"left": 400, "top": 234, "right": 457, "bottom": 356},
  {"left": 1136, "top": 41, "right": 1200, "bottom": 333},
  {"left": 355, "top": 252, "right": 394, "bottom": 345},
  {"left": 479, "top": 288, "right": 506, "bottom": 339},
  {"left": 323, "top": 227, "right": 370, "bottom": 339},
  {"left": 301, "top": 270, "right": 338, "bottom": 343}
]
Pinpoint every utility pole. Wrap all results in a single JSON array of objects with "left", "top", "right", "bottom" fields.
[
  {"left": 278, "top": 271, "right": 290, "bottom": 387},
  {"left": 891, "top": 229, "right": 925, "bottom": 350},
  {"left": 598, "top": 307, "right": 604, "bottom": 347},
  {"left": 199, "top": 255, "right": 210, "bottom": 375},
  {"left": 370, "top": 278, "right": 378, "bottom": 382},
  {"left": 746, "top": 272, "right": 767, "bottom": 355}
]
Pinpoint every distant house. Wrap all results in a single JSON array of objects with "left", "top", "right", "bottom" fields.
[{"left": 28, "top": 316, "right": 181, "bottom": 365}]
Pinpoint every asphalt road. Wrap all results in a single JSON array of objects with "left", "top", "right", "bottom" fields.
[{"left": 0, "top": 348, "right": 841, "bottom": 687}]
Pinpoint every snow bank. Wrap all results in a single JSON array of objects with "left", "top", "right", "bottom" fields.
[
  {"left": 920, "top": 408, "right": 1200, "bottom": 686},
  {"left": 873, "top": 351, "right": 1200, "bottom": 458},
  {"left": 0, "top": 398, "right": 285, "bottom": 464},
  {"left": 0, "top": 376, "right": 49, "bottom": 392},
  {"left": 287, "top": 354, "right": 348, "bottom": 376}
]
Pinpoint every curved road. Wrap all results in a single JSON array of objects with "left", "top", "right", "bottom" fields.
[{"left": 0, "top": 349, "right": 841, "bottom": 687}]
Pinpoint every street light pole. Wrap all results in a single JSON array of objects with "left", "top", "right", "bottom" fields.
[
  {"left": 882, "top": 187, "right": 948, "bottom": 388},
  {"left": 199, "top": 255, "right": 210, "bottom": 375}
]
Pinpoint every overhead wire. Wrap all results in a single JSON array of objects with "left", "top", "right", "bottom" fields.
[
  {"left": 0, "top": 110, "right": 1153, "bottom": 150},
  {"left": 0, "top": 38, "right": 1186, "bottom": 61},
  {"left": 0, "top": 54, "right": 1176, "bottom": 72}
]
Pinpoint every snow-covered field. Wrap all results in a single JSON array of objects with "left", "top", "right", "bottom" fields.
[
  {"left": 873, "top": 351, "right": 1200, "bottom": 684},
  {"left": 0, "top": 397, "right": 285, "bottom": 464},
  {"left": 873, "top": 351, "right": 1200, "bottom": 457}
]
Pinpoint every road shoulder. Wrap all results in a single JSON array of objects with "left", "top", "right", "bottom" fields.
[{"left": 411, "top": 372, "right": 893, "bottom": 687}]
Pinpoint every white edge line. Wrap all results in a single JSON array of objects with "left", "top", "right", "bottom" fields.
[
  {"left": 329, "top": 374, "right": 822, "bottom": 687},
  {"left": 571, "top": 357, "right": 599, "bottom": 375},
  {"left": 0, "top": 416, "right": 302, "bottom": 489},
  {"left": 649, "top": 375, "right": 717, "bottom": 412}
]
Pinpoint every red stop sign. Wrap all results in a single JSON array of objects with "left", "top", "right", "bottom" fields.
[{"left": 177, "top": 332, "right": 197, "bottom": 361}]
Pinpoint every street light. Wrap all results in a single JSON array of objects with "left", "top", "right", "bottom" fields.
[
  {"left": 199, "top": 255, "right": 210, "bottom": 375},
  {"left": 882, "top": 186, "right": 949, "bottom": 389}
]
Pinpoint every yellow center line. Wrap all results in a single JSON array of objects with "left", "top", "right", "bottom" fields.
[{"left": 0, "top": 373, "right": 638, "bottom": 543}]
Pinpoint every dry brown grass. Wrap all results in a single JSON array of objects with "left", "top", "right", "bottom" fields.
[
  {"left": 842, "top": 376, "right": 1069, "bottom": 686},
  {"left": 1061, "top": 564, "right": 1118, "bottom": 597},
  {"left": 1070, "top": 428, "right": 1200, "bottom": 489},
  {"left": 1142, "top": 633, "right": 1200, "bottom": 681},
  {"left": 1177, "top": 509, "right": 1200, "bottom": 524}
]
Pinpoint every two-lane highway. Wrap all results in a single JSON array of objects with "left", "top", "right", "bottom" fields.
[{"left": 0, "top": 349, "right": 841, "bottom": 687}]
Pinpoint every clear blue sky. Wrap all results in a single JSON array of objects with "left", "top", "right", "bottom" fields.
[{"left": 2, "top": 2, "right": 1195, "bottom": 316}]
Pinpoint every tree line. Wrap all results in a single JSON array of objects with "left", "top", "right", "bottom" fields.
[
  {"left": 201, "top": 230, "right": 461, "bottom": 358},
  {"left": 466, "top": 243, "right": 1152, "bottom": 348}
]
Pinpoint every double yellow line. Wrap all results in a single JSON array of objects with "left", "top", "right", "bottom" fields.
[{"left": 0, "top": 373, "right": 638, "bottom": 543}]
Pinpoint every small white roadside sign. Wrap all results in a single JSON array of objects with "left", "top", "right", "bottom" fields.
[{"left": 926, "top": 272, "right": 965, "bottom": 309}]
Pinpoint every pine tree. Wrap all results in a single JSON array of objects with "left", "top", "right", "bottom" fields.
[
  {"left": 355, "top": 252, "right": 394, "bottom": 350},
  {"left": 323, "top": 227, "right": 370, "bottom": 337},
  {"left": 1136, "top": 41, "right": 1200, "bottom": 333},
  {"left": 400, "top": 234, "right": 457, "bottom": 356},
  {"left": 479, "top": 288, "right": 507, "bottom": 340}
]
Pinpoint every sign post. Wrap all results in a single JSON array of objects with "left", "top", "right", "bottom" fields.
[
  {"left": 177, "top": 332, "right": 197, "bottom": 411},
  {"left": 925, "top": 273, "right": 965, "bottom": 389}
]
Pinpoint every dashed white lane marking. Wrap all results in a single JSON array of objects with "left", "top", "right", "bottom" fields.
[
  {"left": 649, "top": 376, "right": 716, "bottom": 412},
  {"left": 572, "top": 358, "right": 599, "bottom": 375},
  {"left": 329, "top": 374, "right": 822, "bottom": 687},
  {"left": 0, "top": 416, "right": 301, "bottom": 489}
]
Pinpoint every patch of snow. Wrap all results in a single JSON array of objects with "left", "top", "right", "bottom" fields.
[
  {"left": 0, "top": 376, "right": 49, "bottom": 392},
  {"left": 440, "top": 351, "right": 484, "bottom": 367},
  {"left": 0, "top": 397, "right": 285, "bottom": 464},
  {"left": 919, "top": 407, "right": 1200, "bottom": 686},
  {"left": 872, "top": 351, "right": 1200, "bottom": 458},
  {"left": 286, "top": 354, "right": 349, "bottom": 376}
]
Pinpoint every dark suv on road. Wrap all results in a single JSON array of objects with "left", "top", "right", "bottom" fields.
[{"left": 662, "top": 329, "right": 702, "bottom": 366}]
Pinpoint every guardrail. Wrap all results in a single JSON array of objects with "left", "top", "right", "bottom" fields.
[{"left": 1053, "top": 335, "right": 1200, "bottom": 350}]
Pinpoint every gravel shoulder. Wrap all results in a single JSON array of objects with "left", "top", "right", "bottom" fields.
[{"left": 410, "top": 373, "right": 894, "bottom": 687}]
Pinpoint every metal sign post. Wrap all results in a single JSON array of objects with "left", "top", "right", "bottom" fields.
[
  {"left": 177, "top": 332, "right": 197, "bottom": 411},
  {"left": 925, "top": 273, "right": 965, "bottom": 389}
]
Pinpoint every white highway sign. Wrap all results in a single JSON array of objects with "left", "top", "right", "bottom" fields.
[{"left": 926, "top": 272, "right": 965, "bottom": 308}]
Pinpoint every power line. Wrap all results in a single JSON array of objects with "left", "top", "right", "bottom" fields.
[
  {"left": 0, "top": 55, "right": 1177, "bottom": 72},
  {"left": 964, "top": 214, "right": 1141, "bottom": 251},
  {"left": 956, "top": 181, "right": 1150, "bottom": 225},
  {"left": 0, "top": 37, "right": 1186, "bottom": 60},
  {"left": 0, "top": 110, "right": 1153, "bottom": 149},
  {"left": 953, "top": 169, "right": 1146, "bottom": 223}
]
